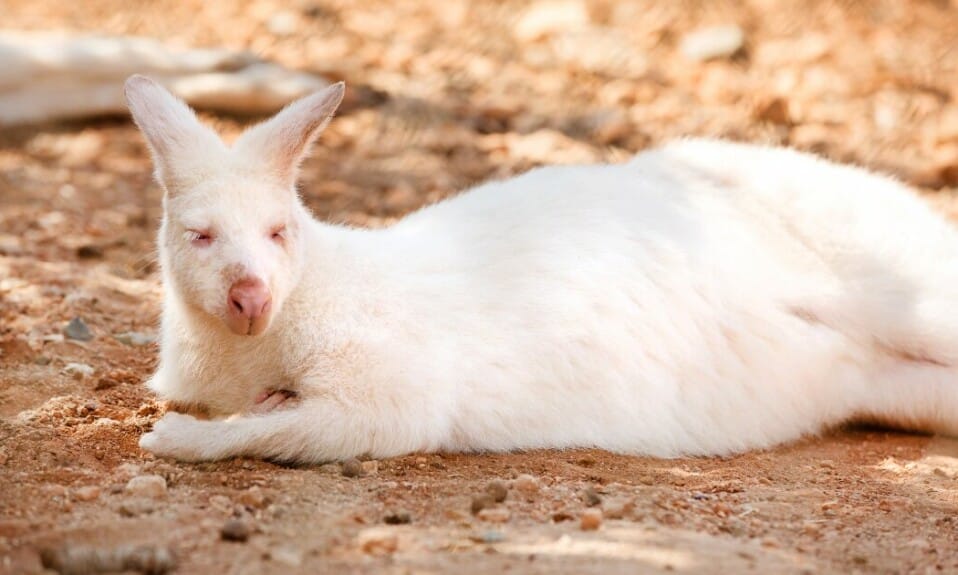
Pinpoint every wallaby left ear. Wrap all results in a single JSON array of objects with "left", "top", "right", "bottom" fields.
[{"left": 234, "top": 82, "right": 345, "bottom": 187}]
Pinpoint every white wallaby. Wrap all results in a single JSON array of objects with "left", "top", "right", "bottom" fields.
[{"left": 126, "top": 75, "right": 958, "bottom": 463}]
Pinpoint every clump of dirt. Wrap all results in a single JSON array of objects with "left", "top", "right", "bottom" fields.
[{"left": 2, "top": 0, "right": 958, "bottom": 573}]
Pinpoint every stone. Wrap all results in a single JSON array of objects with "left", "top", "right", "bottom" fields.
[
  {"left": 113, "top": 332, "right": 157, "bottom": 347},
  {"left": 383, "top": 510, "right": 412, "bottom": 525},
  {"left": 582, "top": 487, "right": 602, "bottom": 507},
  {"left": 513, "top": 0, "right": 590, "bottom": 41},
  {"left": 357, "top": 527, "right": 398, "bottom": 554},
  {"left": 73, "top": 486, "right": 101, "bottom": 502},
  {"left": 64, "top": 317, "right": 93, "bottom": 341},
  {"left": 341, "top": 458, "right": 364, "bottom": 478},
  {"left": 514, "top": 474, "right": 540, "bottom": 494},
  {"left": 220, "top": 519, "right": 251, "bottom": 542},
  {"left": 680, "top": 26, "right": 745, "bottom": 61},
  {"left": 125, "top": 475, "right": 167, "bottom": 498},
  {"left": 63, "top": 363, "right": 94, "bottom": 379},
  {"left": 580, "top": 508, "right": 602, "bottom": 531},
  {"left": 238, "top": 487, "right": 268, "bottom": 509},
  {"left": 485, "top": 480, "right": 508, "bottom": 503}
]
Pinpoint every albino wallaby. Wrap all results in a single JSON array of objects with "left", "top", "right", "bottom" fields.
[{"left": 127, "top": 75, "right": 958, "bottom": 463}]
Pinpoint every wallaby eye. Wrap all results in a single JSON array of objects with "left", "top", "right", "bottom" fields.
[
  {"left": 187, "top": 229, "right": 213, "bottom": 246},
  {"left": 270, "top": 225, "right": 287, "bottom": 243}
]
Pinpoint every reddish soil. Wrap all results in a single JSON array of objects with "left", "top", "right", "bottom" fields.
[{"left": 2, "top": 1, "right": 958, "bottom": 573}]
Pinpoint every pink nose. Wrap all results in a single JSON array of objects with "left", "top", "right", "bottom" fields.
[{"left": 228, "top": 277, "right": 271, "bottom": 322}]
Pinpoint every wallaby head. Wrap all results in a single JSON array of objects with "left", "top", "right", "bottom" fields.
[{"left": 124, "top": 75, "right": 345, "bottom": 336}]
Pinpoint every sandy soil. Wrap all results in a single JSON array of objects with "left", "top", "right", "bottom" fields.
[{"left": 2, "top": 0, "right": 958, "bottom": 573}]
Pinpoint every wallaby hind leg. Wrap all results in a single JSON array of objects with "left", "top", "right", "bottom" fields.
[{"left": 858, "top": 358, "right": 958, "bottom": 437}]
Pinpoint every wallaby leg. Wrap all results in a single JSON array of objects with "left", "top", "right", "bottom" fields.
[
  {"left": 140, "top": 397, "right": 424, "bottom": 463},
  {"left": 857, "top": 358, "right": 958, "bottom": 437}
]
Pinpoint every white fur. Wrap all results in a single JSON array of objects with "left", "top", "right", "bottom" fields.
[{"left": 127, "top": 76, "right": 958, "bottom": 463}]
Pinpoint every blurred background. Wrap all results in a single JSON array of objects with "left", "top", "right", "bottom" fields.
[{"left": 3, "top": 2, "right": 958, "bottom": 573}]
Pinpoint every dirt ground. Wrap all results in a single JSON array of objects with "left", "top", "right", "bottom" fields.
[{"left": 2, "top": 0, "right": 958, "bottom": 573}]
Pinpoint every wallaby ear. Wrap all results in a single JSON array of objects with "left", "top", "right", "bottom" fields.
[
  {"left": 234, "top": 82, "right": 345, "bottom": 187},
  {"left": 124, "top": 75, "right": 225, "bottom": 193}
]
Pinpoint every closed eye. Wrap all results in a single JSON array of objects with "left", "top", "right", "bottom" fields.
[
  {"left": 270, "top": 225, "right": 287, "bottom": 242},
  {"left": 187, "top": 229, "right": 213, "bottom": 246}
]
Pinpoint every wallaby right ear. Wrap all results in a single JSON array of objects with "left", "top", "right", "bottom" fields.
[{"left": 124, "top": 75, "right": 225, "bottom": 193}]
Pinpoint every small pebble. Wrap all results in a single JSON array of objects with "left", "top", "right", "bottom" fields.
[
  {"left": 113, "top": 331, "right": 157, "bottom": 347},
  {"left": 680, "top": 25, "right": 745, "bottom": 61},
  {"left": 125, "top": 475, "right": 167, "bottom": 498},
  {"left": 582, "top": 487, "right": 602, "bottom": 507},
  {"left": 603, "top": 497, "right": 634, "bottom": 520},
  {"left": 73, "top": 486, "right": 101, "bottom": 502},
  {"left": 64, "top": 317, "right": 93, "bottom": 341},
  {"left": 471, "top": 494, "right": 495, "bottom": 515},
  {"left": 220, "top": 519, "right": 251, "bottom": 542},
  {"left": 384, "top": 510, "right": 412, "bottom": 525},
  {"left": 76, "top": 245, "right": 104, "bottom": 259},
  {"left": 118, "top": 499, "right": 155, "bottom": 517},
  {"left": 485, "top": 480, "right": 508, "bottom": 503},
  {"left": 341, "top": 458, "right": 364, "bottom": 478},
  {"left": 360, "top": 460, "right": 379, "bottom": 476},
  {"left": 357, "top": 527, "right": 398, "bottom": 554},
  {"left": 580, "top": 508, "right": 603, "bottom": 531},
  {"left": 513, "top": 474, "right": 540, "bottom": 494},
  {"left": 63, "top": 363, "right": 94, "bottom": 379},
  {"left": 268, "top": 545, "right": 302, "bottom": 567},
  {"left": 237, "top": 487, "right": 267, "bottom": 509},
  {"left": 40, "top": 544, "right": 176, "bottom": 575},
  {"left": 267, "top": 10, "right": 300, "bottom": 36}
]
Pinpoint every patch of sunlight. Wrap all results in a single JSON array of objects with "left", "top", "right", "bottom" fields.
[
  {"left": 497, "top": 532, "right": 696, "bottom": 570},
  {"left": 877, "top": 437, "right": 958, "bottom": 480}
]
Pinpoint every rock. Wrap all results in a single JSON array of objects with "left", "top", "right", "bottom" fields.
[
  {"left": 485, "top": 480, "right": 508, "bottom": 503},
  {"left": 357, "top": 527, "right": 398, "bottom": 554},
  {"left": 680, "top": 26, "right": 745, "bottom": 61},
  {"left": 209, "top": 495, "right": 233, "bottom": 512},
  {"left": 513, "top": 474, "right": 540, "bottom": 495},
  {"left": 62, "top": 363, "right": 94, "bottom": 379},
  {"left": 221, "top": 519, "right": 251, "bottom": 542},
  {"left": 602, "top": 497, "right": 635, "bottom": 520},
  {"left": 753, "top": 97, "right": 790, "bottom": 125},
  {"left": 269, "top": 545, "right": 303, "bottom": 567},
  {"left": 125, "top": 475, "right": 167, "bottom": 498},
  {"left": 238, "top": 487, "right": 268, "bottom": 509},
  {"left": 580, "top": 508, "right": 602, "bottom": 531},
  {"left": 113, "top": 331, "right": 157, "bottom": 347},
  {"left": 76, "top": 245, "right": 104, "bottom": 259},
  {"left": 341, "top": 458, "right": 364, "bottom": 478},
  {"left": 581, "top": 487, "right": 602, "bottom": 507},
  {"left": 802, "top": 521, "right": 823, "bottom": 538},
  {"left": 477, "top": 508, "right": 511, "bottom": 523},
  {"left": 267, "top": 10, "right": 300, "bottom": 36},
  {"left": 360, "top": 460, "right": 379, "bottom": 476},
  {"left": 118, "top": 499, "right": 155, "bottom": 517},
  {"left": 64, "top": 317, "right": 93, "bottom": 341},
  {"left": 40, "top": 544, "right": 176, "bottom": 575},
  {"left": 514, "top": 0, "right": 590, "bottom": 41},
  {"left": 73, "top": 486, "right": 101, "bottom": 502},
  {"left": 471, "top": 494, "right": 495, "bottom": 515},
  {"left": 383, "top": 510, "right": 412, "bottom": 525}
]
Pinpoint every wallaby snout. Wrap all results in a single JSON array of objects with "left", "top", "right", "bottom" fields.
[{"left": 226, "top": 277, "right": 272, "bottom": 336}]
